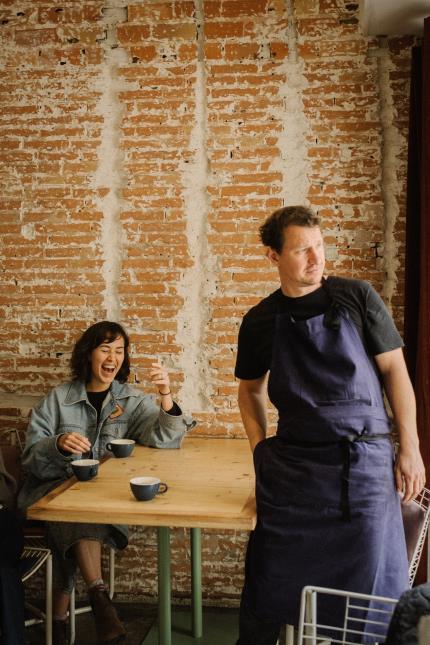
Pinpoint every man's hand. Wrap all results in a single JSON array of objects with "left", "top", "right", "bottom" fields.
[
  {"left": 375, "top": 348, "right": 426, "bottom": 502},
  {"left": 395, "top": 445, "right": 426, "bottom": 502}
]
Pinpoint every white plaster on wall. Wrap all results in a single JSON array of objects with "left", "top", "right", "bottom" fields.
[
  {"left": 374, "top": 38, "right": 404, "bottom": 307},
  {"left": 176, "top": 0, "right": 216, "bottom": 411},
  {"left": 270, "top": 0, "right": 310, "bottom": 206},
  {"left": 90, "top": 4, "right": 129, "bottom": 321},
  {"left": 20, "top": 223, "right": 35, "bottom": 240}
]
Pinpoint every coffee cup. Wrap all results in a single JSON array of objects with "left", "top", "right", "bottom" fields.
[
  {"left": 106, "top": 438, "right": 135, "bottom": 458},
  {"left": 71, "top": 459, "right": 99, "bottom": 481},
  {"left": 130, "top": 476, "right": 168, "bottom": 501}
]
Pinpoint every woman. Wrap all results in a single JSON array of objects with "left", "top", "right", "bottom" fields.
[{"left": 18, "top": 321, "right": 195, "bottom": 644}]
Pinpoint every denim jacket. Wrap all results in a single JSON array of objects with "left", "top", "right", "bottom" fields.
[{"left": 18, "top": 379, "right": 195, "bottom": 513}]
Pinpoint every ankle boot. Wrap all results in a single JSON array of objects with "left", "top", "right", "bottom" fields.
[
  {"left": 52, "top": 618, "right": 68, "bottom": 645},
  {"left": 89, "top": 586, "right": 126, "bottom": 644}
]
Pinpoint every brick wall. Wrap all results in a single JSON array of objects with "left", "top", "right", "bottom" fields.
[{"left": 0, "top": 0, "right": 416, "bottom": 605}]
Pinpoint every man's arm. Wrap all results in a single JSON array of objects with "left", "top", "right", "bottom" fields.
[
  {"left": 238, "top": 375, "right": 269, "bottom": 452},
  {"left": 374, "top": 347, "right": 426, "bottom": 501}
]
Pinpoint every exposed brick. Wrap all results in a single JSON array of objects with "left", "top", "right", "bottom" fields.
[
  {"left": 0, "top": 0, "right": 413, "bottom": 608},
  {"left": 15, "top": 27, "right": 59, "bottom": 45},
  {"left": 116, "top": 24, "right": 151, "bottom": 44},
  {"left": 152, "top": 22, "right": 196, "bottom": 40}
]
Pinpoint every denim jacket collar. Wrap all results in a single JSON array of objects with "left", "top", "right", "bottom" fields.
[{"left": 63, "top": 379, "right": 138, "bottom": 406}]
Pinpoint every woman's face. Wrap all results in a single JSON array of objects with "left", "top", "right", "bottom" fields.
[{"left": 88, "top": 335, "right": 125, "bottom": 392}]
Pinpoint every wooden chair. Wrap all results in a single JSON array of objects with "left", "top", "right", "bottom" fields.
[{"left": 401, "top": 487, "right": 430, "bottom": 585}]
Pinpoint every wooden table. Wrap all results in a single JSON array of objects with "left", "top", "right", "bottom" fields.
[{"left": 27, "top": 438, "right": 256, "bottom": 645}]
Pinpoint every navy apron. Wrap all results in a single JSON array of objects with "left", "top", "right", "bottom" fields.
[{"left": 242, "top": 299, "right": 409, "bottom": 635}]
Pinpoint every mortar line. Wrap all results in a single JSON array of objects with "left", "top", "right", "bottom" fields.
[
  {"left": 175, "top": 0, "right": 215, "bottom": 411},
  {"left": 375, "top": 37, "right": 402, "bottom": 308},
  {"left": 92, "top": 7, "right": 128, "bottom": 322},
  {"left": 272, "top": 0, "right": 310, "bottom": 206}
]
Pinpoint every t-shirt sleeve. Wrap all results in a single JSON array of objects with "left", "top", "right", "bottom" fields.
[
  {"left": 363, "top": 283, "right": 404, "bottom": 355},
  {"left": 235, "top": 314, "right": 268, "bottom": 380}
]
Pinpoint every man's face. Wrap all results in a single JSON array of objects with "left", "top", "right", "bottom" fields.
[{"left": 267, "top": 224, "right": 325, "bottom": 296}]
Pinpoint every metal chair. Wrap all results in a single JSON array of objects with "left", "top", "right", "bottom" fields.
[
  {"left": 1, "top": 438, "right": 53, "bottom": 645},
  {"left": 21, "top": 529, "right": 53, "bottom": 645},
  {"left": 283, "top": 487, "right": 430, "bottom": 645},
  {"left": 297, "top": 585, "right": 398, "bottom": 645}
]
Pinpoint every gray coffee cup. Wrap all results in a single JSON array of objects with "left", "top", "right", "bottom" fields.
[
  {"left": 106, "top": 438, "right": 135, "bottom": 458},
  {"left": 71, "top": 458, "right": 99, "bottom": 481},
  {"left": 130, "top": 476, "right": 168, "bottom": 501}
]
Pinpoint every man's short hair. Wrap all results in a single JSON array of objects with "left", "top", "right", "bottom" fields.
[{"left": 259, "top": 205, "right": 320, "bottom": 253}]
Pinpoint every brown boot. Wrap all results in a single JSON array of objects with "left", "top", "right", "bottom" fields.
[
  {"left": 89, "top": 586, "right": 126, "bottom": 644},
  {"left": 52, "top": 619, "right": 68, "bottom": 645}
]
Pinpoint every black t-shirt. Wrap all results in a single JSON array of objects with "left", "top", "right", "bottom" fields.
[
  {"left": 86, "top": 388, "right": 181, "bottom": 420},
  {"left": 235, "top": 276, "right": 403, "bottom": 380},
  {"left": 87, "top": 390, "right": 108, "bottom": 423}
]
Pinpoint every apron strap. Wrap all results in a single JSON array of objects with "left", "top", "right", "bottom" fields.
[{"left": 285, "top": 433, "right": 394, "bottom": 522}]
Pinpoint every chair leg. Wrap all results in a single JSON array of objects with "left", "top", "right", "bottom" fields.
[
  {"left": 108, "top": 547, "right": 115, "bottom": 600},
  {"left": 427, "top": 523, "right": 430, "bottom": 582},
  {"left": 45, "top": 553, "right": 53, "bottom": 645},
  {"left": 69, "top": 588, "right": 76, "bottom": 645},
  {"left": 285, "top": 624, "right": 295, "bottom": 645}
]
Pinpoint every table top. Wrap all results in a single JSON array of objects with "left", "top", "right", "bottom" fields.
[{"left": 27, "top": 438, "right": 256, "bottom": 530}]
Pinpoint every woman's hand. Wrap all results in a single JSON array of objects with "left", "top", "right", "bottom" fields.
[
  {"left": 57, "top": 432, "right": 92, "bottom": 455},
  {"left": 150, "top": 359, "right": 174, "bottom": 411}
]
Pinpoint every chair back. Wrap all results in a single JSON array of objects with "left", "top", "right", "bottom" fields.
[
  {"left": 297, "top": 585, "right": 398, "bottom": 645},
  {"left": 401, "top": 488, "right": 430, "bottom": 585},
  {"left": 1, "top": 443, "right": 24, "bottom": 490}
]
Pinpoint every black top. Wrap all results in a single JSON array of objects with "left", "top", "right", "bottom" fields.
[
  {"left": 87, "top": 388, "right": 181, "bottom": 421},
  {"left": 235, "top": 276, "right": 403, "bottom": 380},
  {"left": 87, "top": 390, "right": 108, "bottom": 423}
]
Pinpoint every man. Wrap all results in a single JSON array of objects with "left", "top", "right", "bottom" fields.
[
  {"left": 0, "top": 446, "right": 25, "bottom": 645},
  {"left": 235, "top": 206, "right": 426, "bottom": 645}
]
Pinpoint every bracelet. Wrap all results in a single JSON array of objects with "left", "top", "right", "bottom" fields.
[{"left": 159, "top": 390, "right": 171, "bottom": 396}]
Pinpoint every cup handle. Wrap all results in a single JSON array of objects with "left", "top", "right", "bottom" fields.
[
  {"left": 158, "top": 483, "right": 168, "bottom": 494},
  {"left": 106, "top": 443, "right": 112, "bottom": 451}
]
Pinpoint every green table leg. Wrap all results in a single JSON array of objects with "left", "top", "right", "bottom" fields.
[
  {"left": 191, "top": 527, "right": 203, "bottom": 638},
  {"left": 157, "top": 527, "right": 171, "bottom": 645}
]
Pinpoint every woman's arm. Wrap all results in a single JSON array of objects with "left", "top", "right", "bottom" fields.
[{"left": 21, "top": 389, "right": 75, "bottom": 480}]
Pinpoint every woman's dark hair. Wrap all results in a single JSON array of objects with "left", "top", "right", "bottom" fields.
[
  {"left": 70, "top": 321, "right": 131, "bottom": 383},
  {"left": 259, "top": 205, "right": 320, "bottom": 253}
]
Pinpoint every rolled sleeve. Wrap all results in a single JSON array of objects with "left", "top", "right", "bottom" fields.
[{"left": 126, "top": 394, "right": 196, "bottom": 449}]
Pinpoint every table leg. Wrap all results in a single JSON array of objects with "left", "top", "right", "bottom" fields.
[
  {"left": 157, "top": 527, "right": 171, "bottom": 645},
  {"left": 191, "top": 527, "right": 203, "bottom": 638}
]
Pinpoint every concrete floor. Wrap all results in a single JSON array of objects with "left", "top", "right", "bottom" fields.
[
  {"left": 143, "top": 607, "right": 239, "bottom": 644},
  {"left": 24, "top": 604, "right": 240, "bottom": 644},
  {"left": 25, "top": 601, "right": 157, "bottom": 644}
]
